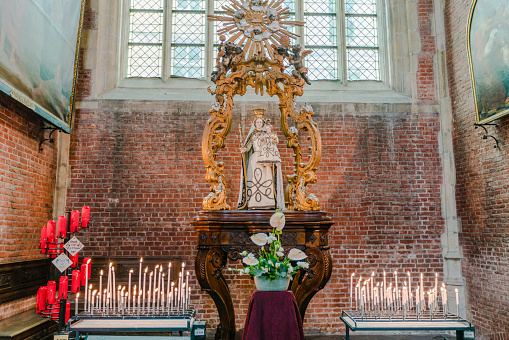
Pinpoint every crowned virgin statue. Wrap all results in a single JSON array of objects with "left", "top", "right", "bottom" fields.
[{"left": 237, "top": 110, "right": 285, "bottom": 210}]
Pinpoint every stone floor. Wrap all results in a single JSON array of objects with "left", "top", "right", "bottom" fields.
[{"left": 211, "top": 331, "right": 457, "bottom": 339}]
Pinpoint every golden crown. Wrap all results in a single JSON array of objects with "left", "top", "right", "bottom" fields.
[{"left": 253, "top": 109, "right": 265, "bottom": 119}]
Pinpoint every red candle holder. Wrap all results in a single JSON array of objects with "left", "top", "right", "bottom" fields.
[
  {"left": 71, "top": 270, "right": 81, "bottom": 293},
  {"left": 70, "top": 210, "right": 80, "bottom": 233},
  {"left": 40, "top": 226, "right": 47, "bottom": 254},
  {"left": 59, "top": 276, "right": 69, "bottom": 300},
  {"left": 57, "top": 215, "right": 67, "bottom": 239},
  {"left": 81, "top": 206, "right": 90, "bottom": 228}
]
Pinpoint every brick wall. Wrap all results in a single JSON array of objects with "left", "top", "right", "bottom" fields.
[
  {"left": 66, "top": 102, "right": 445, "bottom": 333},
  {"left": 65, "top": 0, "right": 446, "bottom": 335},
  {"left": 445, "top": 0, "right": 509, "bottom": 338},
  {"left": 0, "top": 91, "right": 59, "bottom": 319}
]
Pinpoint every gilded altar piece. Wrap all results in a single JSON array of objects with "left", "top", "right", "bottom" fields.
[{"left": 202, "top": 0, "right": 322, "bottom": 211}]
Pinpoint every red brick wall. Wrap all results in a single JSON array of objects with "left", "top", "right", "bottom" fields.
[
  {"left": 65, "top": 0, "right": 445, "bottom": 334},
  {"left": 0, "top": 91, "right": 59, "bottom": 319},
  {"left": 66, "top": 104, "right": 445, "bottom": 333},
  {"left": 445, "top": 0, "right": 509, "bottom": 338}
]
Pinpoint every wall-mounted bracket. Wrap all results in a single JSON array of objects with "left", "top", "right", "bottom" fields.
[
  {"left": 39, "top": 126, "right": 62, "bottom": 151},
  {"left": 474, "top": 123, "right": 499, "bottom": 149}
]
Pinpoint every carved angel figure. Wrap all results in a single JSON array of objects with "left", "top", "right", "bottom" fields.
[{"left": 290, "top": 44, "right": 312, "bottom": 85}]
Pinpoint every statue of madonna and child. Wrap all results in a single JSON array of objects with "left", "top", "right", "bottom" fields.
[{"left": 237, "top": 110, "right": 285, "bottom": 210}]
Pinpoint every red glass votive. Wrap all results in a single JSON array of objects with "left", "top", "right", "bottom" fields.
[
  {"left": 40, "top": 226, "right": 47, "bottom": 254},
  {"left": 69, "top": 252, "right": 79, "bottom": 268},
  {"left": 58, "top": 276, "right": 68, "bottom": 300},
  {"left": 65, "top": 301, "right": 70, "bottom": 323},
  {"left": 80, "top": 264, "right": 88, "bottom": 286},
  {"left": 81, "top": 206, "right": 90, "bottom": 228},
  {"left": 36, "top": 286, "right": 47, "bottom": 312},
  {"left": 46, "top": 288, "right": 56, "bottom": 305},
  {"left": 71, "top": 270, "right": 80, "bottom": 293},
  {"left": 70, "top": 210, "right": 80, "bottom": 232},
  {"left": 47, "top": 220, "right": 56, "bottom": 243},
  {"left": 57, "top": 216, "right": 67, "bottom": 239}
]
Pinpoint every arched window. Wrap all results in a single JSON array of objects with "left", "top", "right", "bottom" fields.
[{"left": 125, "top": 0, "right": 380, "bottom": 82}]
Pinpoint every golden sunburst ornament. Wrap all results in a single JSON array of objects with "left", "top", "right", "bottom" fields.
[{"left": 208, "top": 0, "right": 305, "bottom": 60}]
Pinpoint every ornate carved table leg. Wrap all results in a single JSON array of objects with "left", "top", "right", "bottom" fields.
[
  {"left": 290, "top": 231, "right": 333, "bottom": 321},
  {"left": 195, "top": 243, "right": 235, "bottom": 340}
]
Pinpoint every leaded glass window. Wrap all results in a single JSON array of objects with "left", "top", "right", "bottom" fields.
[{"left": 126, "top": 0, "right": 381, "bottom": 82}]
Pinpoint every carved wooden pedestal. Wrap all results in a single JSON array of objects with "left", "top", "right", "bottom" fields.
[{"left": 192, "top": 210, "right": 333, "bottom": 340}]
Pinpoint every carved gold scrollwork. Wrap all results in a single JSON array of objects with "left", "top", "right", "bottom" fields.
[{"left": 202, "top": 14, "right": 321, "bottom": 210}]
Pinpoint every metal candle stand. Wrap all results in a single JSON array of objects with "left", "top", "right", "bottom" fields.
[{"left": 37, "top": 208, "right": 91, "bottom": 333}]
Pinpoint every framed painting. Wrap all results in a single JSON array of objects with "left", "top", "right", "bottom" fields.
[
  {"left": 467, "top": 0, "right": 509, "bottom": 124},
  {"left": 0, "top": 0, "right": 85, "bottom": 133}
]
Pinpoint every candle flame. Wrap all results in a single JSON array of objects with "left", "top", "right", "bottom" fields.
[
  {"left": 156, "top": 265, "right": 159, "bottom": 269},
  {"left": 118, "top": 285, "right": 121, "bottom": 290},
  {"left": 160, "top": 266, "right": 163, "bottom": 272},
  {"left": 139, "top": 290, "right": 142, "bottom": 296},
  {"left": 169, "top": 262, "right": 172, "bottom": 267},
  {"left": 351, "top": 272, "right": 355, "bottom": 277},
  {"left": 372, "top": 271, "right": 374, "bottom": 276},
  {"left": 455, "top": 288, "right": 458, "bottom": 293},
  {"left": 150, "top": 272, "right": 153, "bottom": 276},
  {"left": 187, "top": 271, "right": 189, "bottom": 275},
  {"left": 100, "top": 270, "right": 103, "bottom": 275},
  {"left": 383, "top": 271, "right": 386, "bottom": 276},
  {"left": 89, "top": 284, "right": 92, "bottom": 289},
  {"left": 140, "top": 257, "right": 143, "bottom": 262},
  {"left": 109, "top": 262, "right": 112, "bottom": 267},
  {"left": 134, "top": 285, "right": 137, "bottom": 290},
  {"left": 130, "top": 269, "right": 133, "bottom": 273},
  {"left": 77, "top": 292, "right": 80, "bottom": 298},
  {"left": 394, "top": 271, "right": 397, "bottom": 275},
  {"left": 104, "top": 289, "right": 107, "bottom": 293},
  {"left": 171, "top": 282, "right": 175, "bottom": 287},
  {"left": 92, "top": 290, "right": 97, "bottom": 295},
  {"left": 408, "top": 271, "right": 410, "bottom": 276},
  {"left": 145, "top": 267, "right": 148, "bottom": 273},
  {"left": 182, "top": 263, "right": 185, "bottom": 268}
]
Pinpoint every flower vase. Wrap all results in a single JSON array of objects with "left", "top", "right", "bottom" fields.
[{"left": 254, "top": 276, "right": 290, "bottom": 291}]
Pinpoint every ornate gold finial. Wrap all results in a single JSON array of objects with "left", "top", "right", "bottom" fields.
[{"left": 253, "top": 109, "right": 265, "bottom": 119}]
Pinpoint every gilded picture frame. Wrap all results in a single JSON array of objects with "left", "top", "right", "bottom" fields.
[
  {"left": 467, "top": 0, "right": 509, "bottom": 124},
  {"left": 0, "top": 0, "right": 86, "bottom": 133}
]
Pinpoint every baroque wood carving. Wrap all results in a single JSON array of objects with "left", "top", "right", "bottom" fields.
[{"left": 202, "top": 0, "right": 321, "bottom": 211}]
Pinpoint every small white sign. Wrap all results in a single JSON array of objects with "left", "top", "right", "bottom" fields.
[
  {"left": 464, "top": 331, "right": 475, "bottom": 339},
  {"left": 64, "top": 236, "right": 84, "bottom": 256},
  {"left": 195, "top": 329, "right": 205, "bottom": 336},
  {"left": 52, "top": 253, "right": 73, "bottom": 272}
]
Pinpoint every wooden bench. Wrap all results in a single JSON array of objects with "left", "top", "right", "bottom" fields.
[
  {"left": 0, "top": 310, "right": 57, "bottom": 340},
  {"left": 340, "top": 311, "right": 475, "bottom": 340}
]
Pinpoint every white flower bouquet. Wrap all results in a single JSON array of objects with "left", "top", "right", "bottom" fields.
[{"left": 230, "top": 211, "right": 309, "bottom": 281}]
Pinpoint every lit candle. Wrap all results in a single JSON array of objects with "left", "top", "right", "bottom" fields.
[
  {"left": 153, "top": 265, "right": 159, "bottom": 310},
  {"left": 420, "top": 273, "right": 424, "bottom": 309},
  {"left": 121, "top": 286, "right": 126, "bottom": 312},
  {"left": 455, "top": 288, "right": 459, "bottom": 317},
  {"left": 103, "top": 289, "right": 107, "bottom": 312},
  {"left": 167, "top": 262, "right": 172, "bottom": 306},
  {"left": 107, "top": 263, "right": 112, "bottom": 303},
  {"left": 434, "top": 273, "right": 438, "bottom": 300},
  {"left": 161, "top": 274, "right": 165, "bottom": 311},
  {"left": 384, "top": 270, "right": 387, "bottom": 307},
  {"left": 171, "top": 282, "right": 175, "bottom": 311},
  {"left": 148, "top": 272, "right": 153, "bottom": 311},
  {"left": 138, "top": 289, "right": 142, "bottom": 315},
  {"left": 157, "top": 266, "right": 163, "bottom": 311},
  {"left": 91, "top": 290, "right": 96, "bottom": 315},
  {"left": 128, "top": 269, "right": 133, "bottom": 311},
  {"left": 394, "top": 270, "right": 399, "bottom": 307},
  {"left": 187, "top": 286, "right": 191, "bottom": 310},
  {"left": 88, "top": 284, "right": 92, "bottom": 312},
  {"left": 370, "top": 272, "right": 374, "bottom": 310},
  {"left": 133, "top": 285, "right": 137, "bottom": 312},
  {"left": 99, "top": 270, "right": 103, "bottom": 311},
  {"left": 185, "top": 271, "right": 189, "bottom": 307},
  {"left": 143, "top": 267, "right": 147, "bottom": 311},
  {"left": 75, "top": 292, "right": 79, "bottom": 315},
  {"left": 350, "top": 272, "right": 355, "bottom": 309},
  {"left": 139, "top": 258, "right": 143, "bottom": 300}
]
